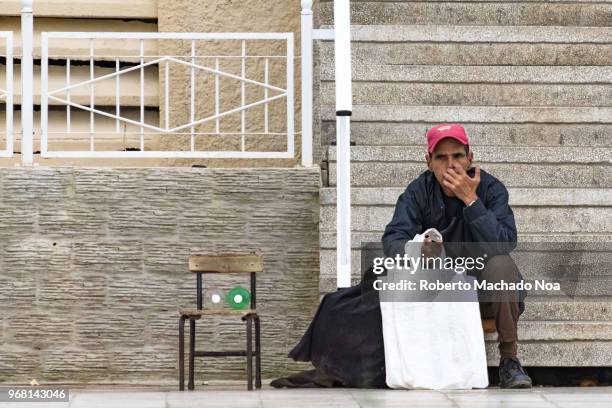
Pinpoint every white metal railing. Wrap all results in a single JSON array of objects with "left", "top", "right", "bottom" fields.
[
  {"left": 40, "top": 32, "right": 294, "bottom": 158},
  {"left": 8, "top": 1, "right": 321, "bottom": 166},
  {"left": 0, "top": 31, "right": 13, "bottom": 157}
]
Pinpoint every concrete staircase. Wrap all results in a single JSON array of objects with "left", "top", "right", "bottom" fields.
[{"left": 315, "top": 0, "right": 612, "bottom": 366}]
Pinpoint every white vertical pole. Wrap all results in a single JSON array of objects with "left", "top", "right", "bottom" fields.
[
  {"left": 286, "top": 34, "right": 294, "bottom": 158},
  {"left": 264, "top": 58, "right": 269, "bottom": 134},
  {"left": 89, "top": 39, "right": 95, "bottom": 151},
  {"left": 66, "top": 57, "right": 71, "bottom": 133},
  {"left": 334, "top": 0, "right": 353, "bottom": 289},
  {"left": 241, "top": 40, "right": 246, "bottom": 152},
  {"left": 115, "top": 58, "right": 120, "bottom": 134},
  {"left": 164, "top": 59, "right": 169, "bottom": 131},
  {"left": 190, "top": 40, "right": 195, "bottom": 151},
  {"left": 5, "top": 32, "right": 13, "bottom": 154},
  {"left": 140, "top": 39, "right": 144, "bottom": 151},
  {"left": 40, "top": 33, "right": 47, "bottom": 156},
  {"left": 215, "top": 57, "right": 220, "bottom": 134},
  {"left": 300, "top": 0, "right": 313, "bottom": 167},
  {"left": 20, "top": 0, "right": 34, "bottom": 164}
]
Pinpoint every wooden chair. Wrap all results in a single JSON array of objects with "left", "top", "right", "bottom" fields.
[{"left": 179, "top": 253, "right": 262, "bottom": 391}]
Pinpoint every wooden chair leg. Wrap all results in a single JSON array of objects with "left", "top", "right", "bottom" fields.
[
  {"left": 254, "top": 315, "right": 261, "bottom": 389},
  {"left": 188, "top": 318, "right": 196, "bottom": 390},
  {"left": 179, "top": 316, "right": 186, "bottom": 391},
  {"left": 246, "top": 315, "right": 253, "bottom": 391}
]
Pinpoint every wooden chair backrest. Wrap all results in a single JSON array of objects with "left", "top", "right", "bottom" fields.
[{"left": 189, "top": 254, "right": 263, "bottom": 274}]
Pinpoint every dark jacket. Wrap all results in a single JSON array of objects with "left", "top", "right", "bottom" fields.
[{"left": 382, "top": 168, "right": 517, "bottom": 258}]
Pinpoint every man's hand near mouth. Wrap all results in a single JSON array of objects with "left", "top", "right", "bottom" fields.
[{"left": 442, "top": 165, "right": 481, "bottom": 206}]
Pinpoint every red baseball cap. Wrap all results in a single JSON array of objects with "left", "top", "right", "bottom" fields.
[{"left": 426, "top": 123, "right": 470, "bottom": 153}]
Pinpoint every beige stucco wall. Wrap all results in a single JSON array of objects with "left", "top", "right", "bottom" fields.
[{"left": 157, "top": 0, "right": 312, "bottom": 168}]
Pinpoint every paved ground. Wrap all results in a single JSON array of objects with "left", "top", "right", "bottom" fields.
[{"left": 1, "top": 385, "right": 611, "bottom": 408}]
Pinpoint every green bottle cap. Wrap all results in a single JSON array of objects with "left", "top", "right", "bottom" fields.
[{"left": 226, "top": 286, "right": 251, "bottom": 310}]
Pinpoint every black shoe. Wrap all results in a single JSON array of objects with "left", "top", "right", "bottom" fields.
[{"left": 499, "top": 357, "right": 532, "bottom": 389}]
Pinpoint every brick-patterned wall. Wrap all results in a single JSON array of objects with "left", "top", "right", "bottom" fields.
[{"left": 0, "top": 167, "right": 321, "bottom": 385}]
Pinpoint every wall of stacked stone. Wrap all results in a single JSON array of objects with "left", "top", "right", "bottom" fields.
[{"left": 0, "top": 167, "right": 321, "bottom": 384}]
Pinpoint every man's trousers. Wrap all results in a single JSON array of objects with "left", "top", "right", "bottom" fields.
[{"left": 475, "top": 254, "right": 522, "bottom": 360}]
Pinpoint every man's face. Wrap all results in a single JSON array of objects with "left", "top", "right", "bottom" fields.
[{"left": 426, "top": 138, "right": 473, "bottom": 197}]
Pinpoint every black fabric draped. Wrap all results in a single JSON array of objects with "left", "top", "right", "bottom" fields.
[{"left": 272, "top": 267, "right": 387, "bottom": 388}]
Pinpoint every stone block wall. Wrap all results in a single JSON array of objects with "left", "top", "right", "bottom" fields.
[{"left": 0, "top": 166, "right": 321, "bottom": 384}]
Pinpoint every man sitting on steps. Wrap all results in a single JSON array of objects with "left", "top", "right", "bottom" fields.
[{"left": 382, "top": 123, "right": 533, "bottom": 389}]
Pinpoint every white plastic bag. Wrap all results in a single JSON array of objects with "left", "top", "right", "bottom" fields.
[{"left": 380, "top": 228, "right": 489, "bottom": 389}]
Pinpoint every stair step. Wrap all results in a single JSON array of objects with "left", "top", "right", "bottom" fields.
[
  {"left": 317, "top": 1, "right": 612, "bottom": 27},
  {"left": 320, "top": 187, "right": 612, "bottom": 206},
  {"left": 320, "top": 81, "right": 611, "bottom": 107},
  {"left": 320, "top": 64, "right": 612, "bottom": 84},
  {"left": 320, "top": 105, "right": 612, "bottom": 123},
  {"left": 485, "top": 341, "right": 611, "bottom": 366},
  {"left": 317, "top": 39, "right": 612, "bottom": 66},
  {"left": 326, "top": 145, "right": 612, "bottom": 188},
  {"left": 319, "top": 232, "right": 612, "bottom": 249},
  {"left": 320, "top": 123, "right": 612, "bottom": 147},
  {"left": 521, "top": 301, "right": 612, "bottom": 322},
  {"left": 319, "top": 247, "right": 612, "bottom": 280},
  {"left": 319, "top": 205, "right": 612, "bottom": 233},
  {"left": 327, "top": 145, "right": 612, "bottom": 164},
  {"left": 494, "top": 321, "right": 612, "bottom": 341},
  {"left": 327, "top": 162, "right": 611, "bottom": 188},
  {"left": 321, "top": 252, "right": 611, "bottom": 299},
  {"left": 320, "top": 24, "right": 612, "bottom": 43}
]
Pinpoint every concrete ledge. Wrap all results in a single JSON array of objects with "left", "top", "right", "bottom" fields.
[
  {"left": 0, "top": 0, "right": 158, "bottom": 18},
  {"left": 4, "top": 17, "right": 158, "bottom": 59}
]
